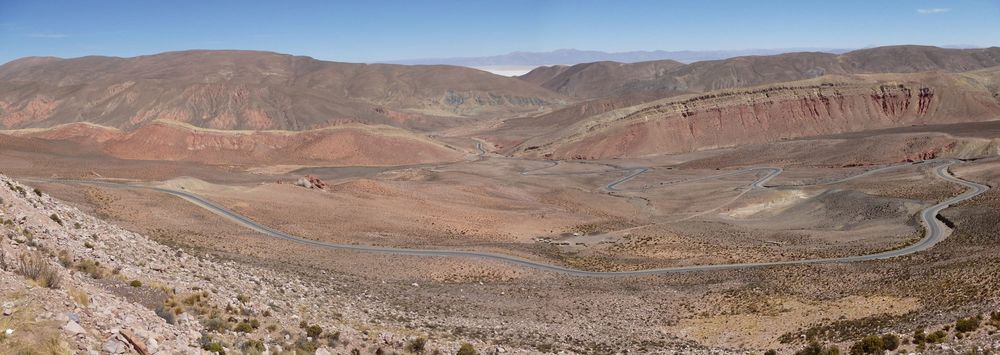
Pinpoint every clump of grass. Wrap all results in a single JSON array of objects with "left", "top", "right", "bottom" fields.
[
  {"left": 129, "top": 280, "right": 142, "bottom": 287},
  {"left": 16, "top": 252, "right": 62, "bottom": 289},
  {"left": 32, "top": 188, "right": 42, "bottom": 197},
  {"left": 48, "top": 214, "right": 62, "bottom": 226},
  {"left": 68, "top": 287, "right": 90, "bottom": 307}
]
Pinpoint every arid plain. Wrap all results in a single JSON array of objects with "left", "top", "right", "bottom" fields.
[{"left": 3, "top": 46, "right": 1000, "bottom": 354}]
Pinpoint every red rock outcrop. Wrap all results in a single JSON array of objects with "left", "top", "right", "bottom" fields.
[{"left": 515, "top": 72, "right": 1000, "bottom": 159}]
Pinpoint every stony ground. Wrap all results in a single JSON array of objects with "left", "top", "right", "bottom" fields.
[{"left": 0, "top": 175, "right": 513, "bottom": 354}]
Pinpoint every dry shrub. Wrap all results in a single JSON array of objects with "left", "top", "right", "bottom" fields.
[{"left": 16, "top": 252, "right": 62, "bottom": 289}]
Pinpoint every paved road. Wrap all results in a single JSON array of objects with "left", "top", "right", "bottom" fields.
[{"left": 28, "top": 159, "right": 987, "bottom": 277}]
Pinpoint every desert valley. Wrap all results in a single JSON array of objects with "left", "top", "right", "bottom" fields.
[{"left": 2, "top": 44, "right": 1000, "bottom": 354}]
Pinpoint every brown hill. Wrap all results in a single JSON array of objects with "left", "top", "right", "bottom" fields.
[
  {"left": 0, "top": 50, "right": 569, "bottom": 132},
  {"left": 4, "top": 120, "right": 463, "bottom": 166},
  {"left": 518, "top": 60, "right": 685, "bottom": 98},
  {"left": 506, "top": 70, "right": 1000, "bottom": 159},
  {"left": 521, "top": 46, "right": 1000, "bottom": 99}
]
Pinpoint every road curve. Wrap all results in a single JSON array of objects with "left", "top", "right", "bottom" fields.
[{"left": 27, "top": 159, "right": 987, "bottom": 277}]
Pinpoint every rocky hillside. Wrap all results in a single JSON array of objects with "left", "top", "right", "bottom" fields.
[
  {"left": 509, "top": 71, "right": 1000, "bottom": 159},
  {"left": 0, "top": 50, "right": 569, "bottom": 132},
  {"left": 521, "top": 46, "right": 1000, "bottom": 99},
  {"left": 0, "top": 175, "right": 507, "bottom": 354}
]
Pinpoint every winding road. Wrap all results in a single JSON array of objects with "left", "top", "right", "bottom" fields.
[{"left": 28, "top": 157, "right": 988, "bottom": 277}]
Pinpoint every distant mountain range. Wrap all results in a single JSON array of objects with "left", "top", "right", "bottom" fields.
[{"left": 385, "top": 48, "right": 857, "bottom": 66}]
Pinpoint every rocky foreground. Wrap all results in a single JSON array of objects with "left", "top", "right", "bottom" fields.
[{"left": 0, "top": 174, "right": 500, "bottom": 354}]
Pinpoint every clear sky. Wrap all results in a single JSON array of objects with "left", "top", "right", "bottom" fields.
[{"left": 1, "top": 0, "right": 998, "bottom": 64}]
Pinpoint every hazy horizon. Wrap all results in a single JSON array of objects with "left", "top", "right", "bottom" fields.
[{"left": 2, "top": 0, "right": 998, "bottom": 65}]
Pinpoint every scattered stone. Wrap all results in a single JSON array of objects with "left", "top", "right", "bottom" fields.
[
  {"left": 121, "top": 329, "right": 151, "bottom": 355},
  {"left": 63, "top": 320, "right": 86, "bottom": 336},
  {"left": 102, "top": 337, "right": 128, "bottom": 354}
]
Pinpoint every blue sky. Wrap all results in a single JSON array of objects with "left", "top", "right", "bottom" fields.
[{"left": 1, "top": 0, "right": 998, "bottom": 64}]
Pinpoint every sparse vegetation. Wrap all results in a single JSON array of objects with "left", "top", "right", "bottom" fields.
[
  {"left": 57, "top": 250, "right": 73, "bottom": 267},
  {"left": 68, "top": 287, "right": 90, "bottom": 307},
  {"left": 795, "top": 341, "right": 840, "bottom": 355},
  {"left": 955, "top": 316, "right": 981, "bottom": 333},
  {"left": 405, "top": 337, "right": 428, "bottom": 353},
  {"left": 242, "top": 339, "right": 266, "bottom": 353},
  {"left": 927, "top": 329, "right": 948, "bottom": 343},
  {"left": 880, "top": 333, "right": 899, "bottom": 351},
  {"left": 48, "top": 214, "right": 62, "bottom": 226},
  {"left": 305, "top": 324, "right": 323, "bottom": 338},
  {"left": 0, "top": 247, "right": 9, "bottom": 271},
  {"left": 32, "top": 188, "right": 42, "bottom": 197},
  {"left": 16, "top": 251, "right": 62, "bottom": 289},
  {"left": 849, "top": 335, "right": 884, "bottom": 354},
  {"left": 234, "top": 321, "right": 254, "bottom": 333},
  {"left": 129, "top": 279, "right": 142, "bottom": 287},
  {"left": 74, "top": 259, "right": 105, "bottom": 279},
  {"left": 202, "top": 316, "right": 230, "bottom": 332}
]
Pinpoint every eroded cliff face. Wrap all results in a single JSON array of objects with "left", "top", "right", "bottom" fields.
[{"left": 526, "top": 78, "right": 1000, "bottom": 159}]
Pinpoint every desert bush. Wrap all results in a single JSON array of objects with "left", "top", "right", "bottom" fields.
[
  {"left": 242, "top": 339, "right": 266, "bottom": 353},
  {"left": 294, "top": 338, "right": 318, "bottom": 353},
  {"left": 764, "top": 350, "right": 777, "bottom": 355},
  {"left": 16, "top": 251, "right": 62, "bottom": 289},
  {"left": 83, "top": 242, "right": 94, "bottom": 249},
  {"left": 234, "top": 321, "right": 254, "bottom": 333},
  {"left": 849, "top": 335, "right": 884, "bottom": 354},
  {"left": 236, "top": 294, "right": 250, "bottom": 303},
  {"left": 49, "top": 214, "right": 62, "bottom": 226},
  {"left": 881, "top": 334, "right": 899, "bottom": 351},
  {"left": 956, "top": 316, "right": 981, "bottom": 333},
  {"left": 0, "top": 247, "right": 8, "bottom": 271},
  {"left": 74, "top": 259, "right": 104, "bottom": 279},
  {"left": 202, "top": 317, "right": 230, "bottom": 332},
  {"left": 202, "top": 341, "right": 225, "bottom": 354},
  {"left": 456, "top": 343, "right": 477, "bottom": 355},
  {"left": 32, "top": 188, "right": 42, "bottom": 197},
  {"left": 927, "top": 330, "right": 948, "bottom": 343},
  {"left": 130, "top": 280, "right": 142, "bottom": 287},
  {"left": 57, "top": 250, "right": 73, "bottom": 267},
  {"left": 795, "top": 341, "right": 840, "bottom": 355},
  {"left": 305, "top": 324, "right": 323, "bottom": 338},
  {"left": 406, "top": 337, "right": 428, "bottom": 353}
]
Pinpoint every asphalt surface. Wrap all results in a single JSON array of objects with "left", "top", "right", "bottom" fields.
[{"left": 28, "top": 159, "right": 988, "bottom": 277}]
